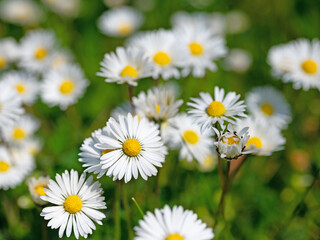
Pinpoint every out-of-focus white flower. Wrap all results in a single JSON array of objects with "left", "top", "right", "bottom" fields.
[
  {"left": 198, "top": 151, "right": 217, "bottom": 172},
  {"left": 48, "top": 49, "right": 73, "bottom": 70},
  {"left": 103, "top": 0, "right": 126, "bottom": 8},
  {"left": 28, "top": 176, "right": 50, "bottom": 205},
  {"left": 98, "top": 6, "right": 144, "bottom": 37},
  {"left": 22, "top": 137, "right": 43, "bottom": 156},
  {"left": 42, "top": 0, "right": 80, "bottom": 18},
  {"left": 41, "top": 64, "right": 89, "bottom": 110},
  {"left": 0, "top": 0, "right": 42, "bottom": 26},
  {"left": 0, "top": 38, "right": 20, "bottom": 70},
  {"left": 223, "top": 49, "right": 252, "bottom": 73},
  {"left": 246, "top": 86, "right": 291, "bottom": 129},
  {"left": 225, "top": 11, "right": 250, "bottom": 34},
  {"left": 1, "top": 71, "right": 39, "bottom": 105},
  {"left": 98, "top": 47, "right": 153, "bottom": 86}
]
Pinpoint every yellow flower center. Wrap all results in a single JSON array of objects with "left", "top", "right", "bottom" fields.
[
  {"left": 0, "top": 161, "right": 10, "bottom": 172},
  {"left": 301, "top": 59, "right": 318, "bottom": 74},
  {"left": 183, "top": 130, "right": 199, "bottom": 144},
  {"left": 34, "top": 47, "right": 47, "bottom": 60},
  {"left": 120, "top": 65, "right": 138, "bottom": 78},
  {"left": 35, "top": 186, "right": 46, "bottom": 196},
  {"left": 123, "top": 139, "right": 141, "bottom": 157},
  {"left": 59, "top": 80, "right": 74, "bottom": 94},
  {"left": 13, "top": 128, "right": 26, "bottom": 140},
  {"left": 102, "top": 149, "right": 114, "bottom": 155},
  {"left": 0, "top": 56, "right": 7, "bottom": 69},
  {"left": 118, "top": 21, "right": 133, "bottom": 35},
  {"left": 222, "top": 136, "right": 240, "bottom": 145},
  {"left": 260, "top": 103, "right": 274, "bottom": 116},
  {"left": 153, "top": 51, "right": 171, "bottom": 66},
  {"left": 64, "top": 195, "right": 82, "bottom": 214},
  {"left": 15, "top": 83, "right": 26, "bottom": 94},
  {"left": 156, "top": 104, "right": 160, "bottom": 114},
  {"left": 189, "top": 42, "right": 204, "bottom": 56},
  {"left": 246, "top": 137, "right": 263, "bottom": 148},
  {"left": 207, "top": 101, "right": 226, "bottom": 117},
  {"left": 166, "top": 233, "right": 185, "bottom": 240}
]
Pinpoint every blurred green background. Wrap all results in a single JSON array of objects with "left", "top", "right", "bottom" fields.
[{"left": 0, "top": 0, "right": 319, "bottom": 239}]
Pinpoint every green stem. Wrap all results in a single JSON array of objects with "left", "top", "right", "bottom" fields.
[
  {"left": 131, "top": 197, "right": 145, "bottom": 218},
  {"left": 42, "top": 216, "right": 47, "bottom": 240},
  {"left": 121, "top": 181, "right": 133, "bottom": 240},
  {"left": 114, "top": 181, "right": 121, "bottom": 240},
  {"left": 128, "top": 84, "right": 135, "bottom": 114}
]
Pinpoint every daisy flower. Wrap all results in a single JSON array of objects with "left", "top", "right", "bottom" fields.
[
  {"left": 0, "top": 0, "right": 42, "bottom": 26},
  {"left": 198, "top": 151, "right": 217, "bottom": 172},
  {"left": 22, "top": 137, "right": 43, "bottom": 156},
  {"left": 42, "top": 0, "right": 80, "bottom": 18},
  {"left": 223, "top": 49, "right": 252, "bottom": 73},
  {"left": 284, "top": 39, "right": 320, "bottom": 91},
  {"left": 19, "top": 30, "right": 57, "bottom": 73},
  {"left": 41, "top": 64, "right": 89, "bottom": 110},
  {"left": 0, "top": 83, "right": 24, "bottom": 129},
  {"left": 134, "top": 205, "right": 214, "bottom": 240},
  {"left": 246, "top": 86, "right": 291, "bottom": 129},
  {"left": 94, "top": 113, "right": 167, "bottom": 183},
  {"left": 133, "top": 85, "right": 183, "bottom": 122},
  {"left": 0, "top": 38, "right": 20, "bottom": 71},
  {"left": 214, "top": 124, "right": 253, "bottom": 160},
  {"left": 98, "top": 47, "right": 153, "bottom": 86},
  {"left": 28, "top": 176, "right": 50, "bottom": 205},
  {"left": 128, "top": 29, "right": 185, "bottom": 80},
  {"left": 110, "top": 102, "right": 133, "bottom": 119},
  {"left": 235, "top": 117, "right": 286, "bottom": 156},
  {"left": 171, "top": 11, "right": 211, "bottom": 30},
  {"left": 187, "top": 86, "right": 246, "bottom": 132},
  {"left": 98, "top": 6, "right": 144, "bottom": 37},
  {"left": 48, "top": 49, "right": 73, "bottom": 70},
  {"left": 168, "top": 114, "right": 214, "bottom": 162},
  {"left": 225, "top": 11, "right": 250, "bottom": 34},
  {"left": 174, "top": 21, "right": 227, "bottom": 78},
  {"left": 2, "top": 114, "right": 39, "bottom": 144},
  {"left": 1, "top": 71, "right": 39, "bottom": 105},
  {"left": 40, "top": 170, "right": 107, "bottom": 239}
]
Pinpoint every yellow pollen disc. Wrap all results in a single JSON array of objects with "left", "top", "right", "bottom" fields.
[
  {"left": 153, "top": 51, "right": 171, "bottom": 66},
  {"left": 156, "top": 104, "right": 160, "bottom": 114},
  {"left": 0, "top": 161, "right": 10, "bottom": 172},
  {"left": 59, "top": 80, "right": 74, "bottom": 94},
  {"left": 222, "top": 136, "right": 240, "bottom": 145},
  {"left": 206, "top": 101, "right": 226, "bottom": 117},
  {"left": 189, "top": 42, "right": 204, "bottom": 56},
  {"left": 35, "top": 186, "right": 46, "bottom": 196},
  {"left": 64, "top": 195, "right": 82, "bottom": 214},
  {"left": 246, "top": 137, "right": 263, "bottom": 149},
  {"left": 123, "top": 139, "right": 141, "bottom": 157},
  {"left": 102, "top": 149, "right": 114, "bottom": 155},
  {"left": 120, "top": 65, "right": 138, "bottom": 78},
  {"left": 118, "top": 21, "right": 133, "bottom": 35},
  {"left": 183, "top": 130, "right": 199, "bottom": 144},
  {"left": 15, "top": 84, "right": 26, "bottom": 94},
  {"left": 34, "top": 47, "right": 47, "bottom": 60},
  {"left": 13, "top": 128, "right": 26, "bottom": 140},
  {"left": 260, "top": 103, "right": 274, "bottom": 116},
  {"left": 301, "top": 59, "right": 318, "bottom": 74},
  {"left": 166, "top": 233, "right": 185, "bottom": 240},
  {"left": 0, "top": 57, "right": 7, "bottom": 69}
]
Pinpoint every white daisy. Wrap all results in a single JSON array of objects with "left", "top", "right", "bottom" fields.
[
  {"left": 134, "top": 205, "right": 214, "bottom": 240},
  {"left": 48, "top": 49, "right": 73, "bottom": 70},
  {"left": 2, "top": 114, "right": 40, "bottom": 144},
  {"left": 0, "top": 82, "right": 24, "bottom": 129},
  {"left": 133, "top": 85, "right": 183, "bottom": 122},
  {"left": 28, "top": 176, "right": 50, "bottom": 205},
  {"left": 110, "top": 102, "right": 133, "bottom": 119},
  {"left": 235, "top": 117, "right": 286, "bottom": 156},
  {"left": 187, "top": 86, "right": 246, "bottom": 132},
  {"left": 168, "top": 114, "right": 214, "bottom": 162},
  {"left": 214, "top": 124, "right": 252, "bottom": 160},
  {"left": 128, "top": 29, "right": 185, "bottom": 80},
  {"left": 19, "top": 30, "right": 57, "bottom": 73},
  {"left": 98, "top": 6, "right": 144, "bottom": 37},
  {"left": 1, "top": 71, "right": 39, "bottom": 105},
  {"left": 174, "top": 22, "right": 227, "bottom": 78},
  {"left": 284, "top": 39, "right": 320, "bottom": 90},
  {"left": 42, "top": 0, "right": 80, "bottom": 18},
  {"left": 98, "top": 47, "right": 153, "bottom": 86},
  {"left": 246, "top": 86, "right": 291, "bottom": 129},
  {"left": 225, "top": 11, "right": 250, "bottom": 34},
  {"left": 0, "top": 0, "right": 42, "bottom": 26},
  {"left": 94, "top": 113, "right": 167, "bottom": 183},
  {"left": 198, "top": 151, "right": 217, "bottom": 172},
  {"left": 40, "top": 170, "right": 107, "bottom": 239},
  {"left": 41, "top": 64, "right": 89, "bottom": 110},
  {"left": 223, "top": 49, "right": 252, "bottom": 73},
  {"left": 0, "top": 38, "right": 20, "bottom": 71},
  {"left": 22, "top": 137, "right": 43, "bottom": 156}
]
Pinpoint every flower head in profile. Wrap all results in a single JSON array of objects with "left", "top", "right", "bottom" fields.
[
  {"left": 134, "top": 205, "right": 214, "bottom": 240},
  {"left": 40, "top": 170, "right": 107, "bottom": 239},
  {"left": 187, "top": 86, "right": 246, "bottom": 132},
  {"left": 0, "top": 38, "right": 20, "bottom": 71},
  {"left": 28, "top": 176, "right": 50, "bottom": 205},
  {"left": 98, "top": 47, "right": 153, "bottom": 86},
  {"left": 98, "top": 6, "right": 144, "bottom": 37}
]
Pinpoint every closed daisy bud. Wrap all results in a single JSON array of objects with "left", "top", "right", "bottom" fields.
[{"left": 28, "top": 176, "right": 50, "bottom": 205}]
